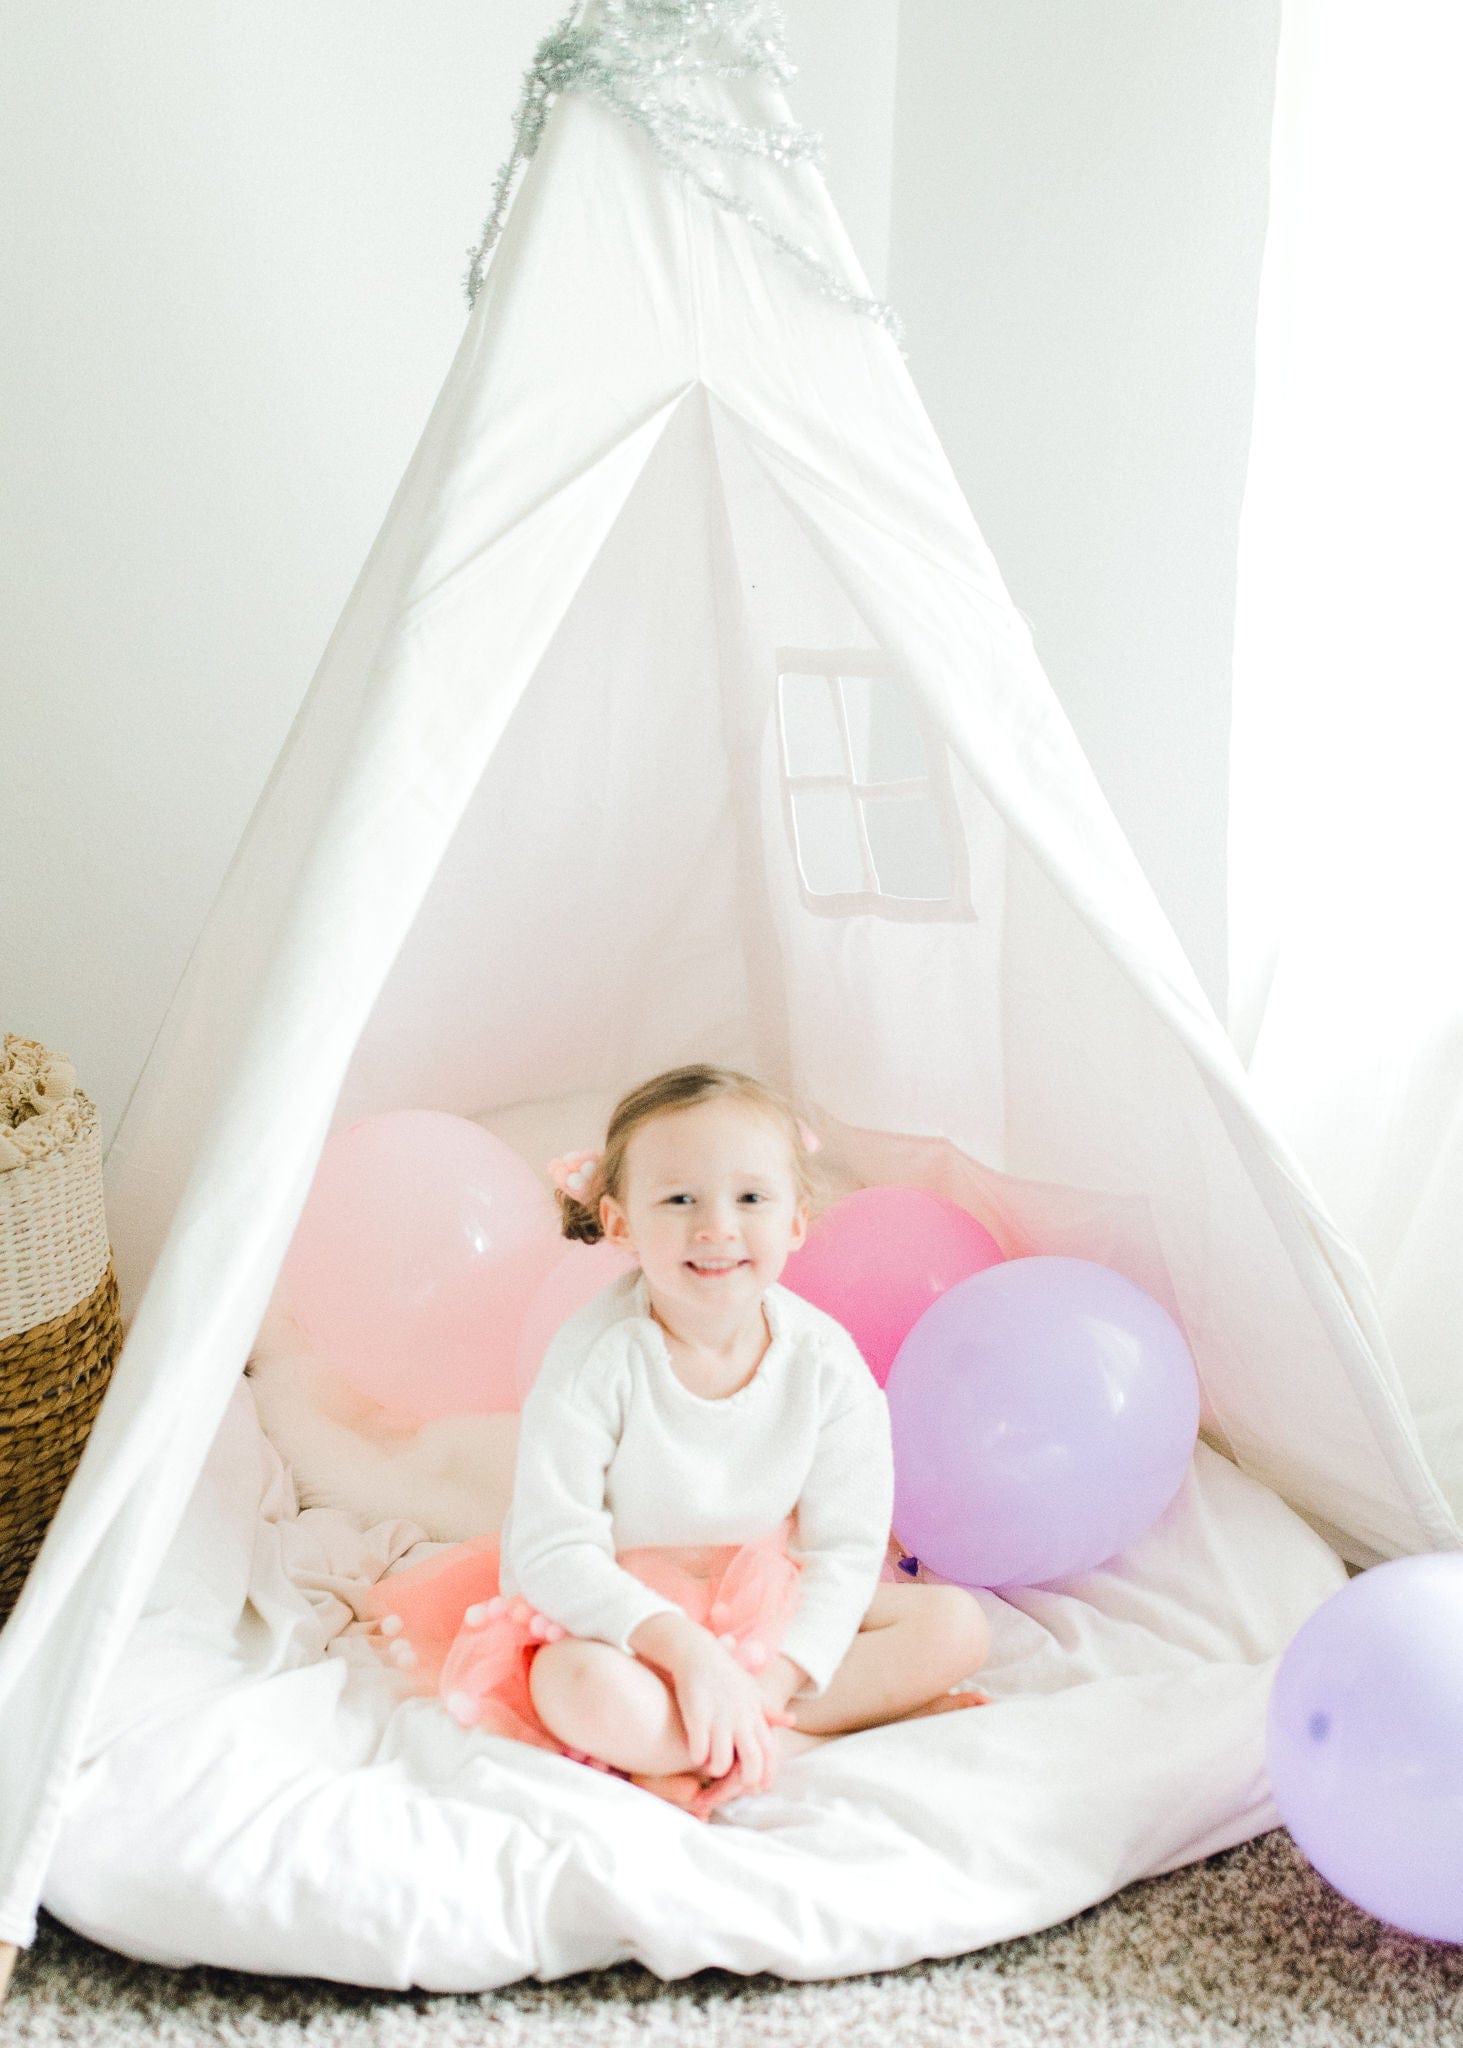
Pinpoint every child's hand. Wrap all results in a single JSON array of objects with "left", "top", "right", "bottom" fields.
[
  {"left": 685, "top": 1698, "right": 799, "bottom": 1818},
  {"left": 669, "top": 1631, "right": 781, "bottom": 1792}
]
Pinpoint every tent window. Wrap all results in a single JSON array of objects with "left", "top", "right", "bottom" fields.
[
  {"left": 775, "top": 651, "right": 974, "bottom": 922},
  {"left": 842, "top": 673, "right": 928, "bottom": 784},
  {"left": 790, "top": 785, "right": 866, "bottom": 896},
  {"left": 779, "top": 672, "right": 847, "bottom": 780},
  {"left": 865, "top": 794, "right": 951, "bottom": 900}
]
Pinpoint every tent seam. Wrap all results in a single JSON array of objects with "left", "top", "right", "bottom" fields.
[
  {"left": 395, "top": 389, "right": 698, "bottom": 636},
  {"left": 706, "top": 392, "right": 1004, "bottom": 607}
]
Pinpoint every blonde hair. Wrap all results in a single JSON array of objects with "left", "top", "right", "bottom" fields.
[{"left": 555, "top": 1064, "right": 821, "bottom": 1244}]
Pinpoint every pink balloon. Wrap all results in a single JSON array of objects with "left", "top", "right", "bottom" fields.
[
  {"left": 781, "top": 1186, "right": 1004, "bottom": 1387},
  {"left": 279, "top": 1111, "right": 561, "bottom": 1419},
  {"left": 513, "top": 1239, "right": 640, "bottom": 1404}
]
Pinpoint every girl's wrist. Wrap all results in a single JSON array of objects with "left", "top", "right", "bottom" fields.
[
  {"left": 629, "top": 1610, "right": 708, "bottom": 1674},
  {"left": 631, "top": 1618, "right": 808, "bottom": 1704},
  {"left": 762, "top": 1651, "right": 808, "bottom": 1704}
]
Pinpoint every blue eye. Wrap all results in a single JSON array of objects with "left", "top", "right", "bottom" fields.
[
  {"left": 662, "top": 1194, "right": 692, "bottom": 1205},
  {"left": 739, "top": 1192, "right": 766, "bottom": 1204}
]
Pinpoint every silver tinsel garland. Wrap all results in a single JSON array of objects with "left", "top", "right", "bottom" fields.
[{"left": 464, "top": 0, "right": 903, "bottom": 347}]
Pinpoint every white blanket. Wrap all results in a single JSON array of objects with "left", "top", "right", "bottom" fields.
[{"left": 42, "top": 1376, "right": 1345, "bottom": 1989}]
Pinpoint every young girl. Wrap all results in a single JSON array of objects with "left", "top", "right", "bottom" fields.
[{"left": 365, "top": 1064, "right": 989, "bottom": 1820}]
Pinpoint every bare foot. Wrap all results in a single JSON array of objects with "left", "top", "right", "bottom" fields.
[
  {"left": 632, "top": 1722, "right": 834, "bottom": 1822},
  {"left": 629, "top": 1764, "right": 774, "bottom": 1821},
  {"left": 627, "top": 1768, "right": 709, "bottom": 1814},
  {"left": 884, "top": 1688, "right": 990, "bottom": 1724}
]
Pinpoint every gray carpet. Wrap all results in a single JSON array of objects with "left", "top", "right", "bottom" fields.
[{"left": 6, "top": 1832, "right": 1462, "bottom": 2046}]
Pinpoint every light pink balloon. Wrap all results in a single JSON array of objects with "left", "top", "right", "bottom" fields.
[
  {"left": 781, "top": 1185, "right": 1004, "bottom": 1387},
  {"left": 279, "top": 1111, "right": 561, "bottom": 1419},
  {"left": 513, "top": 1239, "right": 639, "bottom": 1404}
]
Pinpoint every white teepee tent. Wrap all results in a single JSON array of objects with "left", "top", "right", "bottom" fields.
[{"left": 1, "top": 0, "right": 1457, "bottom": 1988}]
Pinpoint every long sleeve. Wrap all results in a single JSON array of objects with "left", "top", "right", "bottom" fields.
[
  {"left": 498, "top": 1339, "right": 685, "bottom": 1655},
  {"left": 776, "top": 1383, "right": 895, "bottom": 1699}
]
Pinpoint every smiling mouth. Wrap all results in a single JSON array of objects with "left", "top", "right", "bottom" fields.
[{"left": 686, "top": 1259, "right": 749, "bottom": 1276}]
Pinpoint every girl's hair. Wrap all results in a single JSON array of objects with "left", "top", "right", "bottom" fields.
[{"left": 556, "top": 1064, "right": 820, "bottom": 1244}]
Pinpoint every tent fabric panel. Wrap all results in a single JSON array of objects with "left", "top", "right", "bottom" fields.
[
  {"left": 714, "top": 422, "right": 1454, "bottom": 1558},
  {"left": 735, "top": 413, "right": 1221, "bottom": 1044},
  {"left": 701, "top": 399, "right": 1009, "bottom": 1163},
  {"left": 762, "top": 752, "right": 1007, "bottom": 1166},
  {"left": 398, "top": 102, "right": 700, "bottom": 619},
  {"left": 727, "top": 414, "right": 1193, "bottom": 1079},
  {"left": 334, "top": 395, "right": 761, "bottom": 1130},
  {"left": 681, "top": 77, "right": 1011, "bottom": 605},
  {"left": 103, "top": 396, "right": 684, "bottom": 1303},
  {"left": 996, "top": 839, "right": 1454, "bottom": 1561},
  {"left": 0, "top": 403, "right": 682, "bottom": 1949}
]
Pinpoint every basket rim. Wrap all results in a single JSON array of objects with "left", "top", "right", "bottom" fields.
[{"left": 0, "top": 1033, "right": 92, "bottom": 1172}]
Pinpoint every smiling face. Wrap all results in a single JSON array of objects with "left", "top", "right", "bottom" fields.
[{"left": 598, "top": 1096, "right": 809, "bottom": 1343}]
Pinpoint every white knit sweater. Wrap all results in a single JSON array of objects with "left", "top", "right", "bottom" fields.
[{"left": 497, "top": 1268, "right": 895, "bottom": 1698}]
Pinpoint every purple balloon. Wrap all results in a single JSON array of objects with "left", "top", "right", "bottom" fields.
[
  {"left": 884, "top": 1256, "right": 1200, "bottom": 1588},
  {"left": 1267, "top": 1553, "right": 1463, "bottom": 1943}
]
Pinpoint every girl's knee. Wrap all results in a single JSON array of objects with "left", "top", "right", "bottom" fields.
[
  {"left": 529, "top": 1637, "right": 661, "bottom": 1738},
  {"left": 530, "top": 1637, "right": 609, "bottom": 1712},
  {"left": 921, "top": 1583, "right": 989, "bottom": 1674}
]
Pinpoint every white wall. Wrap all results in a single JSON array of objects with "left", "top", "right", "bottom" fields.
[
  {"left": 890, "top": 0, "right": 1280, "bottom": 1009},
  {"left": 2, "top": 0, "right": 1269, "bottom": 1140},
  {"left": 784, "top": 0, "right": 900, "bottom": 293}
]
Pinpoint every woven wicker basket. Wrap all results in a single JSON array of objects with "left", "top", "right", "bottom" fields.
[{"left": 0, "top": 1033, "right": 122, "bottom": 1626}]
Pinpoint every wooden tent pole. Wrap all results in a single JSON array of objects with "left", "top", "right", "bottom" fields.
[{"left": 0, "top": 1940, "right": 18, "bottom": 2006}]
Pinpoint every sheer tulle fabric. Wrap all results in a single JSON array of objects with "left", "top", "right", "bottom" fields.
[{"left": 362, "top": 1515, "right": 804, "bottom": 1777}]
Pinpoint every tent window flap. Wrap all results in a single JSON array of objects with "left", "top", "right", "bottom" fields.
[{"left": 775, "top": 650, "right": 973, "bottom": 921}]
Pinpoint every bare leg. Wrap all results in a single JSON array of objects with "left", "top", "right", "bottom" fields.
[
  {"left": 527, "top": 1583, "right": 988, "bottom": 1816},
  {"left": 527, "top": 1637, "right": 832, "bottom": 1800},
  {"left": 671, "top": 1582, "right": 990, "bottom": 1819},
  {"left": 788, "top": 1582, "right": 990, "bottom": 1738}
]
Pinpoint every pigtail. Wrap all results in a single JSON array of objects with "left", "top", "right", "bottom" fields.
[
  {"left": 555, "top": 1185, "right": 604, "bottom": 1243},
  {"left": 547, "top": 1151, "right": 606, "bottom": 1243}
]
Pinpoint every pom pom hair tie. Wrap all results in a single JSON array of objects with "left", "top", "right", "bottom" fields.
[{"left": 547, "top": 1151, "right": 603, "bottom": 1201}]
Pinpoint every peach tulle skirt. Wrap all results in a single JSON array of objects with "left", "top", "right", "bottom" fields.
[{"left": 361, "top": 1515, "right": 804, "bottom": 1779}]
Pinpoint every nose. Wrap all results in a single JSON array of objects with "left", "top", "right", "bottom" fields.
[{"left": 694, "top": 1202, "right": 738, "bottom": 1241}]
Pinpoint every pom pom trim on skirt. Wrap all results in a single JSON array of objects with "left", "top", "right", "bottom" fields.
[{"left": 362, "top": 1516, "right": 804, "bottom": 1784}]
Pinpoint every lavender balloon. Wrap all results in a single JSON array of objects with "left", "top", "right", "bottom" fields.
[
  {"left": 1267, "top": 1554, "right": 1463, "bottom": 1943},
  {"left": 884, "top": 1256, "right": 1200, "bottom": 1588}
]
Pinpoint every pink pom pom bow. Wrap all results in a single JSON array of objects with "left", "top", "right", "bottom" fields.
[{"left": 547, "top": 1150, "right": 604, "bottom": 1201}]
